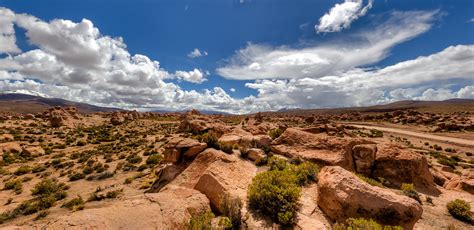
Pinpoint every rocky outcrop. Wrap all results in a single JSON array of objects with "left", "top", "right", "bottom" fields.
[
  {"left": 218, "top": 128, "right": 272, "bottom": 149},
  {"left": 45, "top": 106, "right": 79, "bottom": 127},
  {"left": 162, "top": 137, "right": 207, "bottom": 163},
  {"left": 444, "top": 171, "right": 474, "bottom": 195},
  {"left": 317, "top": 166, "right": 423, "bottom": 229},
  {"left": 372, "top": 143, "right": 438, "bottom": 194},
  {"left": 169, "top": 148, "right": 257, "bottom": 213},
  {"left": 271, "top": 128, "right": 373, "bottom": 170},
  {"left": 352, "top": 144, "right": 377, "bottom": 176},
  {"left": 246, "top": 148, "right": 265, "bottom": 162},
  {"left": 34, "top": 185, "right": 210, "bottom": 230},
  {"left": 110, "top": 112, "right": 125, "bottom": 125}
]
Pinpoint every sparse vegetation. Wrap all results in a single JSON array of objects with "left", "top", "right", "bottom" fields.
[
  {"left": 61, "top": 196, "right": 85, "bottom": 211},
  {"left": 401, "top": 183, "right": 421, "bottom": 204},
  {"left": 188, "top": 210, "right": 214, "bottom": 230},
  {"left": 268, "top": 128, "right": 283, "bottom": 140},
  {"left": 447, "top": 199, "right": 472, "bottom": 223},
  {"left": 333, "top": 218, "right": 403, "bottom": 230},
  {"left": 221, "top": 193, "right": 243, "bottom": 228}
]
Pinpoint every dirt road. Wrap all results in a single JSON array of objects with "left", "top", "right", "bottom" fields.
[{"left": 349, "top": 124, "right": 474, "bottom": 148}]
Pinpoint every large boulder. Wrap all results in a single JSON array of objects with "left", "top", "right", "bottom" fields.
[
  {"left": 162, "top": 137, "right": 207, "bottom": 163},
  {"left": 29, "top": 185, "right": 210, "bottom": 230},
  {"left": 179, "top": 117, "right": 230, "bottom": 135},
  {"left": 110, "top": 112, "right": 125, "bottom": 125},
  {"left": 218, "top": 128, "right": 272, "bottom": 149},
  {"left": 169, "top": 148, "right": 257, "bottom": 213},
  {"left": 352, "top": 144, "right": 377, "bottom": 176},
  {"left": 271, "top": 128, "right": 373, "bottom": 170},
  {"left": 372, "top": 143, "right": 438, "bottom": 194},
  {"left": 49, "top": 109, "right": 67, "bottom": 127},
  {"left": 444, "top": 171, "right": 474, "bottom": 195},
  {"left": 317, "top": 166, "right": 423, "bottom": 229},
  {"left": 46, "top": 106, "right": 78, "bottom": 127},
  {"left": 246, "top": 148, "right": 265, "bottom": 162}
]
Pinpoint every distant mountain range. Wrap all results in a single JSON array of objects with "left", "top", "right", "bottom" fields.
[
  {"left": 272, "top": 98, "right": 474, "bottom": 115},
  {"left": 0, "top": 93, "right": 121, "bottom": 114},
  {"left": 1, "top": 93, "right": 472, "bottom": 115}
]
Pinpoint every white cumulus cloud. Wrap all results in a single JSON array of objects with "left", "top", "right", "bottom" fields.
[
  {"left": 316, "top": 0, "right": 373, "bottom": 33},
  {"left": 175, "top": 68, "right": 207, "bottom": 83},
  {"left": 187, "top": 48, "right": 208, "bottom": 58}
]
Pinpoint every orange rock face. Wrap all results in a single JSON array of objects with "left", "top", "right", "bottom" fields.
[{"left": 317, "top": 166, "right": 423, "bottom": 229}]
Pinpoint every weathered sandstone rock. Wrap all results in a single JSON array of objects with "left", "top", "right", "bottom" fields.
[{"left": 318, "top": 166, "right": 423, "bottom": 229}]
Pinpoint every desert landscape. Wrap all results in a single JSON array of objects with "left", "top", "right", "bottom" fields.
[
  {"left": 1, "top": 0, "right": 473, "bottom": 229},
  {"left": 0, "top": 95, "right": 473, "bottom": 229}
]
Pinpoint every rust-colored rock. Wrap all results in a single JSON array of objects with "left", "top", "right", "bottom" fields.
[
  {"left": 444, "top": 171, "right": 474, "bottom": 195},
  {"left": 271, "top": 128, "right": 373, "bottom": 169},
  {"left": 352, "top": 144, "right": 377, "bottom": 176},
  {"left": 162, "top": 137, "right": 207, "bottom": 163},
  {"left": 37, "top": 185, "right": 210, "bottom": 230},
  {"left": 372, "top": 143, "right": 438, "bottom": 194},
  {"left": 169, "top": 148, "right": 257, "bottom": 213},
  {"left": 317, "top": 166, "right": 423, "bottom": 229},
  {"left": 246, "top": 148, "right": 265, "bottom": 162}
]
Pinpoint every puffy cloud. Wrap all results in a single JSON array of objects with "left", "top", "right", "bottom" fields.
[
  {"left": 456, "top": 86, "right": 474, "bottom": 99},
  {"left": 0, "top": 7, "right": 240, "bottom": 113},
  {"left": 243, "top": 45, "right": 474, "bottom": 110},
  {"left": 0, "top": 8, "right": 21, "bottom": 54},
  {"left": 175, "top": 68, "right": 207, "bottom": 83},
  {"left": 217, "top": 11, "right": 437, "bottom": 80},
  {"left": 316, "top": 0, "right": 373, "bottom": 33},
  {"left": 230, "top": 88, "right": 236, "bottom": 92},
  {"left": 187, "top": 48, "right": 208, "bottom": 58}
]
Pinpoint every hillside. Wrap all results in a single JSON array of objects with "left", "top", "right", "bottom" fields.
[
  {"left": 269, "top": 99, "right": 474, "bottom": 115},
  {"left": 0, "top": 93, "right": 121, "bottom": 114}
]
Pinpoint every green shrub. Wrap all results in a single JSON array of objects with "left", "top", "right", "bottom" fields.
[
  {"left": 447, "top": 199, "right": 472, "bottom": 223},
  {"left": 127, "top": 155, "right": 142, "bottom": 164},
  {"left": 266, "top": 157, "right": 319, "bottom": 186},
  {"left": 267, "top": 156, "right": 288, "bottom": 171},
  {"left": 146, "top": 154, "right": 163, "bottom": 165},
  {"left": 61, "top": 196, "right": 85, "bottom": 210},
  {"left": 218, "top": 142, "right": 234, "bottom": 154},
  {"left": 357, "top": 174, "right": 383, "bottom": 187},
  {"left": 199, "top": 131, "right": 219, "bottom": 149},
  {"left": 221, "top": 193, "right": 242, "bottom": 228},
  {"left": 217, "top": 217, "right": 233, "bottom": 229},
  {"left": 31, "top": 178, "right": 69, "bottom": 199},
  {"left": 247, "top": 170, "right": 301, "bottom": 225},
  {"left": 401, "top": 183, "right": 421, "bottom": 204},
  {"left": 3, "top": 179, "right": 23, "bottom": 194},
  {"left": 268, "top": 128, "right": 283, "bottom": 140},
  {"left": 188, "top": 211, "right": 214, "bottom": 230},
  {"left": 14, "top": 165, "right": 31, "bottom": 175},
  {"left": 32, "top": 165, "right": 47, "bottom": 173},
  {"left": 291, "top": 161, "right": 319, "bottom": 185},
  {"left": 69, "top": 172, "right": 86, "bottom": 181},
  {"left": 333, "top": 218, "right": 403, "bottom": 230}
]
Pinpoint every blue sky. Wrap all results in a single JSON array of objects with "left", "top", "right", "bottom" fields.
[{"left": 0, "top": 0, "right": 473, "bottom": 113}]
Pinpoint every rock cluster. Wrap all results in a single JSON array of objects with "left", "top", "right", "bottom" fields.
[
  {"left": 317, "top": 166, "right": 423, "bottom": 229},
  {"left": 162, "top": 137, "right": 207, "bottom": 163},
  {"left": 271, "top": 128, "right": 438, "bottom": 193}
]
